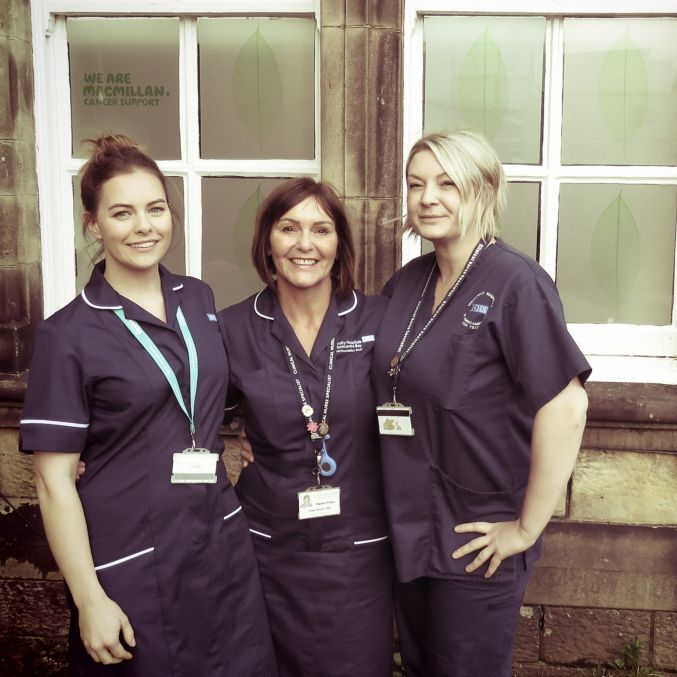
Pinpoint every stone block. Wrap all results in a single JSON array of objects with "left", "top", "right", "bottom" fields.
[
  {"left": 0, "top": 579, "right": 69, "bottom": 638},
  {"left": 0, "top": 140, "right": 38, "bottom": 196},
  {"left": 367, "top": 28, "right": 401, "bottom": 197},
  {"left": 320, "top": 26, "right": 345, "bottom": 193},
  {"left": 542, "top": 607, "right": 651, "bottom": 665},
  {"left": 525, "top": 522, "right": 677, "bottom": 611},
  {"left": 655, "top": 612, "right": 677, "bottom": 670},
  {"left": 587, "top": 382, "right": 677, "bottom": 425},
  {"left": 0, "top": 39, "right": 11, "bottom": 136},
  {"left": 10, "top": 34, "right": 37, "bottom": 140},
  {"left": 0, "top": 0, "right": 32, "bottom": 41},
  {"left": 583, "top": 421, "right": 677, "bottom": 453},
  {"left": 571, "top": 450, "right": 677, "bottom": 525},
  {"left": 0, "top": 266, "right": 27, "bottom": 323},
  {"left": 321, "top": 0, "right": 344, "bottom": 27},
  {"left": 370, "top": 0, "right": 402, "bottom": 29},
  {"left": 15, "top": 197, "right": 42, "bottom": 263},
  {"left": 0, "top": 429, "right": 35, "bottom": 498},
  {"left": 511, "top": 665, "right": 584, "bottom": 677},
  {"left": 513, "top": 605, "right": 541, "bottom": 663},
  {"left": 344, "top": 27, "right": 368, "bottom": 197},
  {"left": 0, "top": 196, "right": 20, "bottom": 262},
  {"left": 346, "top": 0, "right": 368, "bottom": 25}
]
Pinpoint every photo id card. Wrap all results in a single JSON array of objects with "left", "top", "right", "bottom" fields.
[
  {"left": 376, "top": 403, "right": 415, "bottom": 437},
  {"left": 297, "top": 485, "right": 341, "bottom": 520},
  {"left": 171, "top": 448, "right": 218, "bottom": 484}
]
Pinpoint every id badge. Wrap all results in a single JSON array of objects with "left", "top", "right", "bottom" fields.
[
  {"left": 297, "top": 485, "right": 341, "bottom": 520},
  {"left": 376, "top": 403, "right": 415, "bottom": 437},
  {"left": 171, "top": 448, "right": 218, "bottom": 484}
]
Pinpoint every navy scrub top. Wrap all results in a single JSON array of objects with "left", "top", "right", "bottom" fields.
[
  {"left": 19, "top": 262, "right": 272, "bottom": 675},
  {"left": 219, "top": 287, "right": 389, "bottom": 549},
  {"left": 373, "top": 240, "right": 591, "bottom": 583}
]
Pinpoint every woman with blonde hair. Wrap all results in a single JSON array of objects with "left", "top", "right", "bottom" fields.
[{"left": 372, "top": 130, "right": 590, "bottom": 676}]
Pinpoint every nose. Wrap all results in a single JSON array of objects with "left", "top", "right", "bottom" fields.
[
  {"left": 296, "top": 228, "right": 314, "bottom": 251},
  {"left": 134, "top": 212, "right": 153, "bottom": 234},
  {"left": 421, "top": 181, "right": 439, "bottom": 205}
]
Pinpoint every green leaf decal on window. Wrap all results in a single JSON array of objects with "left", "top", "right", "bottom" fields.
[
  {"left": 232, "top": 26, "right": 282, "bottom": 147},
  {"left": 598, "top": 31, "right": 648, "bottom": 151},
  {"left": 457, "top": 28, "right": 508, "bottom": 139},
  {"left": 233, "top": 184, "right": 264, "bottom": 288},
  {"left": 591, "top": 191, "right": 641, "bottom": 318}
]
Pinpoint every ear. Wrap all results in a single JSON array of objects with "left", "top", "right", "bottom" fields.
[{"left": 85, "top": 214, "right": 102, "bottom": 240}]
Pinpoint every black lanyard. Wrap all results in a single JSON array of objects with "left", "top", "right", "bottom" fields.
[
  {"left": 284, "top": 338, "right": 337, "bottom": 481},
  {"left": 388, "top": 240, "right": 486, "bottom": 402}
]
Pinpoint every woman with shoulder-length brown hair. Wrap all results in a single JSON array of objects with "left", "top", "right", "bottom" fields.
[{"left": 219, "top": 177, "right": 394, "bottom": 677}]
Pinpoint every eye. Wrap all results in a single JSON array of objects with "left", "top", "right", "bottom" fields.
[
  {"left": 149, "top": 206, "right": 166, "bottom": 215},
  {"left": 113, "top": 210, "right": 131, "bottom": 219},
  {"left": 440, "top": 179, "right": 456, "bottom": 188},
  {"left": 408, "top": 181, "right": 423, "bottom": 190}
]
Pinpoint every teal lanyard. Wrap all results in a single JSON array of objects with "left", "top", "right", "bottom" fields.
[{"left": 113, "top": 306, "right": 199, "bottom": 447}]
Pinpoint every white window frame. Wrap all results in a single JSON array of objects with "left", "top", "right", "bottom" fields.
[
  {"left": 403, "top": 0, "right": 677, "bottom": 384},
  {"left": 30, "top": 0, "right": 321, "bottom": 317}
]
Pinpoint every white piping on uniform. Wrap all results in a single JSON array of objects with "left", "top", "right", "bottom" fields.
[
  {"left": 172, "top": 283, "right": 183, "bottom": 291},
  {"left": 338, "top": 290, "right": 358, "bottom": 316},
  {"left": 94, "top": 546, "right": 154, "bottom": 571},
  {"left": 20, "top": 418, "right": 89, "bottom": 428},
  {"left": 81, "top": 289, "right": 122, "bottom": 310},
  {"left": 223, "top": 506, "right": 242, "bottom": 521},
  {"left": 224, "top": 403, "right": 239, "bottom": 412},
  {"left": 249, "top": 528, "right": 272, "bottom": 539},
  {"left": 253, "top": 291, "right": 274, "bottom": 320},
  {"left": 353, "top": 535, "right": 389, "bottom": 545}
]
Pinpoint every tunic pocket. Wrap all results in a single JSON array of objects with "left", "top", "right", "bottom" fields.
[
  {"left": 90, "top": 524, "right": 162, "bottom": 622},
  {"left": 428, "top": 464, "right": 517, "bottom": 582},
  {"left": 434, "top": 333, "right": 475, "bottom": 413}
]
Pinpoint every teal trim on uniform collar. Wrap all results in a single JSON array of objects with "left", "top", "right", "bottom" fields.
[
  {"left": 81, "top": 261, "right": 184, "bottom": 313},
  {"left": 253, "top": 286, "right": 358, "bottom": 321}
]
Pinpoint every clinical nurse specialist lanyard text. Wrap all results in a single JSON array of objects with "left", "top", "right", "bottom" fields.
[
  {"left": 377, "top": 239, "right": 486, "bottom": 437},
  {"left": 114, "top": 306, "right": 219, "bottom": 484},
  {"left": 284, "top": 339, "right": 337, "bottom": 482}
]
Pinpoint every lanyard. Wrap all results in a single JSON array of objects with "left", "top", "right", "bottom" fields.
[
  {"left": 114, "top": 306, "right": 199, "bottom": 448},
  {"left": 284, "top": 338, "right": 337, "bottom": 482},
  {"left": 387, "top": 240, "right": 485, "bottom": 402}
]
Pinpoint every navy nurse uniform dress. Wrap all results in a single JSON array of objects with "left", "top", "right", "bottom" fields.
[
  {"left": 219, "top": 287, "right": 394, "bottom": 677},
  {"left": 20, "top": 262, "right": 277, "bottom": 677},
  {"left": 373, "top": 241, "right": 591, "bottom": 677}
]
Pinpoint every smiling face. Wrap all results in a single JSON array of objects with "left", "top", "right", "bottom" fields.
[
  {"left": 87, "top": 169, "right": 172, "bottom": 283},
  {"left": 268, "top": 195, "right": 339, "bottom": 297},
  {"left": 407, "top": 149, "right": 464, "bottom": 245}
]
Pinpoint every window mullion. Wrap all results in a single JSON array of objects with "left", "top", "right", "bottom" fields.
[
  {"left": 539, "top": 17, "right": 564, "bottom": 281},
  {"left": 181, "top": 17, "right": 202, "bottom": 279}
]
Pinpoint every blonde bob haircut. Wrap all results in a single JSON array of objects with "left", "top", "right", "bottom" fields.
[{"left": 405, "top": 130, "right": 507, "bottom": 241}]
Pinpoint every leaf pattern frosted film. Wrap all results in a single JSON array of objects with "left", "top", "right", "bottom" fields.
[
  {"left": 202, "top": 178, "right": 286, "bottom": 309},
  {"left": 199, "top": 18, "right": 315, "bottom": 160},
  {"left": 73, "top": 176, "right": 185, "bottom": 293},
  {"left": 499, "top": 183, "right": 540, "bottom": 260},
  {"left": 557, "top": 184, "right": 676, "bottom": 325},
  {"left": 423, "top": 16, "right": 545, "bottom": 165},
  {"left": 562, "top": 19, "right": 677, "bottom": 166},
  {"left": 68, "top": 18, "right": 180, "bottom": 160}
]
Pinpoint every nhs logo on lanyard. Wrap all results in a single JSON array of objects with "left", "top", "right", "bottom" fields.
[{"left": 335, "top": 335, "right": 375, "bottom": 354}]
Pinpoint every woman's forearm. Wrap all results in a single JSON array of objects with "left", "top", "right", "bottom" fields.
[{"left": 518, "top": 378, "right": 588, "bottom": 542}]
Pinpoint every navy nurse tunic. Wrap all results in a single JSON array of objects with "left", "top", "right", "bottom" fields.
[
  {"left": 20, "top": 262, "right": 277, "bottom": 677},
  {"left": 219, "top": 287, "right": 393, "bottom": 677},
  {"left": 373, "top": 241, "right": 592, "bottom": 583}
]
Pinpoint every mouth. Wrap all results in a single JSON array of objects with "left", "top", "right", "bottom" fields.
[
  {"left": 419, "top": 215, "right": 446, "bottom": 221},
  {"left": 128, "top": 240, "right": 159, "bottom": 250},
  {"left": 289, "top": 258, "right": 319, "bottom": 266}
]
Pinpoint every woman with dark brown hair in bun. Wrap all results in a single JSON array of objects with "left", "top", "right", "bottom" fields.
[{"left": 20, "top": 134, "right": 277, "bottom": 676}]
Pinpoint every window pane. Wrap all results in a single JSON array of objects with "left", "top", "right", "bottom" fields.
[
  {"left": 423, "top": 16, "right": 545, "bottom": 165},
  {"left": 557, "top": 184, "right": 676, "bottom": 325},
  {"left": 74, "top": 176, "right": 186, "bottom": 292},
  {"left": 499, "top": 182, "right": 540, "bottom": 260},
  {"left": 562, "top": 19, "right": 677, "bottom": 166},
  {"left": 202, "top": 178, "right": 287, "bottom": 310},
  {"left": 68, "top": 18, "right": 180, "bottom": 160},
  {"left": 198, "top": 18, "right": 315, "bottom": 160}
]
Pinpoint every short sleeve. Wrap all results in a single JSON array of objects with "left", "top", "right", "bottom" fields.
[
  {"left": 498, "top": 272, "right": 591, "bottom": 413},
  {"left": 19, "top": 321, "right": 90, "bottom": 454}
]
